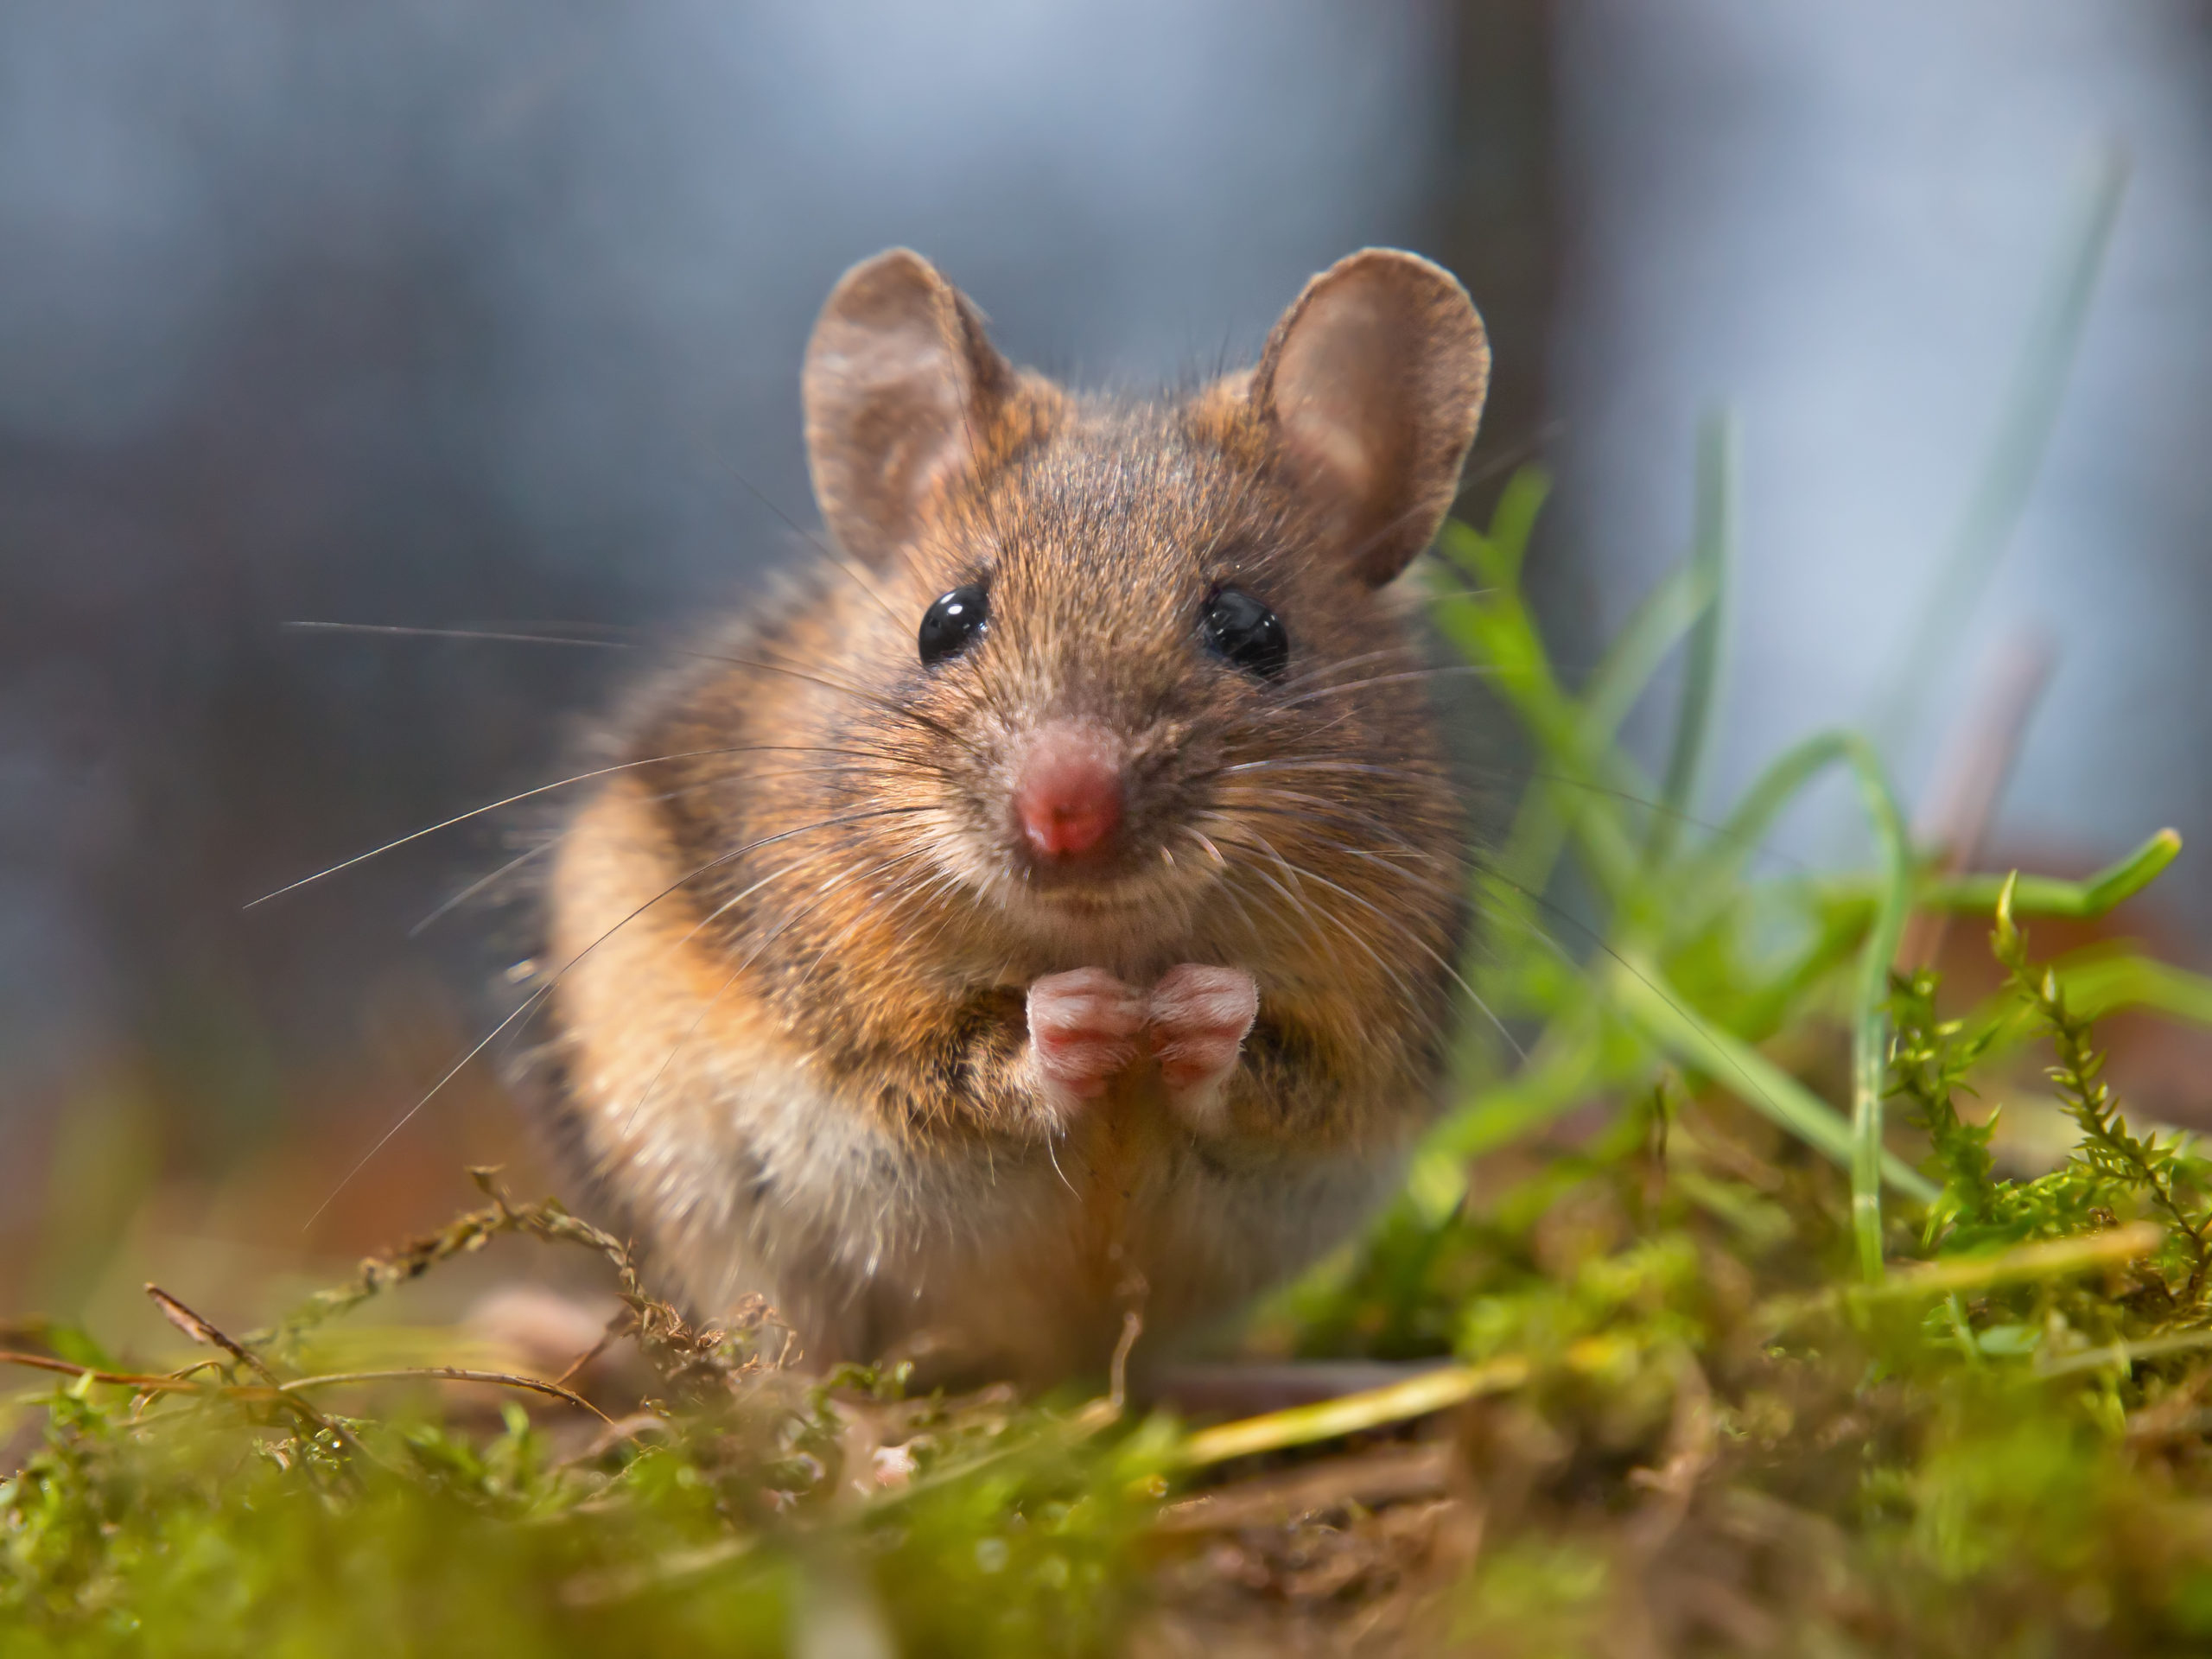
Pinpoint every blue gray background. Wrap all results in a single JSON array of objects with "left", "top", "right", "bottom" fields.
[{"left": 1, "top": 3, "right": 2206, "bottom": 1221}]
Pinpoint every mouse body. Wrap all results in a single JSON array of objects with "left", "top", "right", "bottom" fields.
[{"left": 540, "top": 247, "right": 1489, "bottom": 1382}]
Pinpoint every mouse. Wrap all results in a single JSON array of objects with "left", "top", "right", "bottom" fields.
[{"left": 537, "top": 245, "right": 1489, "bottom": 1385}]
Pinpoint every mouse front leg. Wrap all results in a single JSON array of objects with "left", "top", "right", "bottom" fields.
[
  {"left": 1148, "top": 963, "right": 1259, "bottom": 1134},
  {"left": 1025, "top": 967, "right": 1148, "bottom": 1122}
]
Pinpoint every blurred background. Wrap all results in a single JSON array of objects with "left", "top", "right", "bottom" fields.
[{"left": 3, "top": 1, "right": 2208, "bottom": 1344}]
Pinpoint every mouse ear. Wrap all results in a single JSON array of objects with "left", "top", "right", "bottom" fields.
[
  {"left": 1250, "top": 250, "right": 1490, "bottom": 586},
  {"left": 803, "top": 249, "right": 1016, "bottom": 564}
]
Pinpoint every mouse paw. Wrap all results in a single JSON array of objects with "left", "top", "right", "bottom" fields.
[
  {"left": 1149, "top": 964, "right": 1258, "bottom": 1131},
  {"left": 1027, "top": 968, "right": 1147, "bottom": 1120}
]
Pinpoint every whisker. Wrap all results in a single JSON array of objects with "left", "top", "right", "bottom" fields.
[
  {"left": 250, "top": 747, "right": 753, "bottom": 908},
  {"left": 866, "top": 870, "right": 981, "bottom": 1018},
  {"left": 282, "top": 620, "right": 632, "bottom": 651},
  {"left": 1212, "top": 829, "right": 1524, "bottom": 1064},
  {"left": 1226, "top": 850, "right": 1344, "bottom": 972},
  {"left": 1211, "top": 801, "right": 1465, "bottom": 912},
  {"left": 249, "top": 743, "right": 937, "bottom": 908},
  {"left": 1224, "top": 757, "right": 1431, "bottom": 780},
  {"left": 409, "top": 835, "right": 563, "bottom": 938},
  {"left": 1230, "top": 814, "right": 1468, "bottom": 902},
  {"left": 300, "top": 804, "right": 931, "bottom": 1228},
  {"left": 1192, "top": 834, "right": 1267, "bottom": 948},
  {"left": 719, "top": 641, "right": 995, "bottom": 766},
  {"left": 1266, "top": 643, "right": 1426, "bottom": 700},
  {"left": 1333, "top": 490, "right": 1459, "bottom": 582},
  {"left": 1211, "top": 848, "right": 1437, "bottom": 1051},
  {"left": 1208, "top": 823, "right": 1429, "bottom": 1018},
  {"left": 699, "top": 444, "right": 908, "bottom": 632},
  {"left": 1269, "top": 663, "right": 1505, "bottom": 713},
  {"left": 618, "top": 847, "right": 932, "bottom": 1141},
  {"left": 1217, "top": 791, "right": 1459, "bottom": 865},
  {"left": 1249, "top": 786, "right": 1446, "bottom": 833},
  {"left": 407, "top": 766, "right": 908, "bottom": 938},
  {"left": 1514, "top": 773, "right": 1815, "bottom": 874},
  {"left": 1344, "top": 847, "right": 1479, "bottom": 905},
  {"left": 779, "top": 848, "right": 943, "bottom": 1003},
  {"left": 677, "top": 850, "right": 838, "bottom": 950},
  {"left": 1451, "top": 855, "right": 1830, "bottom": 1136},
  {"left": 285, "top": 617, "right": 986, "bottom": 764},
  {"left": 1221, "top": 754, "right": 1811, "bottom": 875}
]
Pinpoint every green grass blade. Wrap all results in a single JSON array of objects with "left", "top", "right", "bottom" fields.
[
  {"left": 1437, "top": 460, "right": 1729, "bottom": 920},
  {"left": 1172, "top": 1356, "right": 1531, "bottom": 1469},
  {"left": 1839, "top": 736, "right": 1915, "bottom": 1281},
  {"left": 1580, "top": 561, "right": 1716, "bottom": 755},
  {"left": 1605, "top": 954, "right": 1937, "bottom": 1203},
  {"left": 1649, "top": 411, "right": 1738, "bottom": 868},
  {"left": 2051, "top": 950, "right": 2212, "bottom": 1027},
  {"left": 1431, "top": 584, "right": 1643, "bottom": 905},
  {"left": 1457, "top": 559, "right": 1707, "bottom": 911},
  {"left": 1409, "top": 1027, "right": 1607, "bottom": 1219},
  {"left": 1436, "top": 467, "right": 1549, "bottom": 590},
  {"left": 1675, "top": 728, "right": 1917, "bottom": 1268},
  {"left": 1871, "top": 147, "right": 2126, "bottom": 747},
  {"left": 1675, "top": 730, "right": 1857, "bottom": 931},
  {"left": 1920, "top": 829, "right": 2181, "bottom": 918}
]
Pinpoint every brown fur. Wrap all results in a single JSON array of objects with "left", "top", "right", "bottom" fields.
[{"left": 541, "top": 248, "right": 1489, "bottom": 1383}]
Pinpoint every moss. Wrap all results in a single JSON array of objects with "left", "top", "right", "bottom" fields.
[{"left": 10, "top": 473, "right": 2212, "bottom": 1655}]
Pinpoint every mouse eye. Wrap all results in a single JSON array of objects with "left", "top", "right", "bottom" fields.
[
  {"left": 1199, "top": 587, "right": 1289, "bottom": 680},
  {"left": 918, "top": 585, "right": 988, "bottom": 666}
]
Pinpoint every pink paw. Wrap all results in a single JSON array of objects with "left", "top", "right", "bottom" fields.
[
  {"left": 1027, "top": 967, "right": 1147, "bottom": 1116},
  {"left": 1148, "top": 964, "right": 1259, "bottom": 1112}
]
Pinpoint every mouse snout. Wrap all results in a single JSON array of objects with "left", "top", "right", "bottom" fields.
[{"left": 1012, "top": 721, "right": 1123, "bottom": 861}]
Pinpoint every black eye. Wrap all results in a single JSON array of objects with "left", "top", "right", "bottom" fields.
[
  {"left": 1199, "top": 587, "right": 1288, "bottom": 679},
  {"left": 918, "top": 585, "right": 988, "bottom": 666}
]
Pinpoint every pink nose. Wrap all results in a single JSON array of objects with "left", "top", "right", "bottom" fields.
[{"left": 1014, "top": 724, "right": 1123, "bottom": 860}]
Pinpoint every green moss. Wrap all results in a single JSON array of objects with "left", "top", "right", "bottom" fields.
[{"left": 10, "top": 470, "right": 2212, "bottom": 1654}]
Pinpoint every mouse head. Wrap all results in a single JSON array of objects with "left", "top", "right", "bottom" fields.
[{"left": 800, "top": 248, "right": 1488, "bottom": 962}]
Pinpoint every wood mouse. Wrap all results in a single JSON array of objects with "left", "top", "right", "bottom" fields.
[{"left": 540, "top": 246, "right": 1489, "bottom": 1384}]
